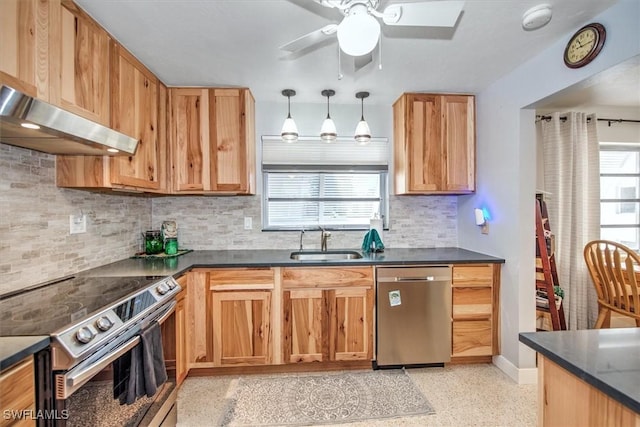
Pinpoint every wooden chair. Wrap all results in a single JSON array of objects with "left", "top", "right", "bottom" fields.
[{"left": 583, "top": 240, "right": 640, "bottom": 328}]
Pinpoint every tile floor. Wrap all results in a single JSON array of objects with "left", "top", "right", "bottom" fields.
[{"left": 177, "top": 363, "right": 537, "bottom": 427}]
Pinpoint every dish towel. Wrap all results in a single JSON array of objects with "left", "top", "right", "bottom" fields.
[
  {"left": 119, "top": 321, "right": 168, "bottom": 405},
  {"left": 361, "top": 229, "right": 385, "bottom": 253}
]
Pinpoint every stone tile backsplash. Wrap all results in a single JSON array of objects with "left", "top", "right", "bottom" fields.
[
  {"left": 2, "top": 142, "right": 458, "bottom": 295},
  {"left": 0, "top": 144, "right": 151, "bottom": 295},
  {"left": 152, "top": 195, "right": 457, "bottom": 251}
]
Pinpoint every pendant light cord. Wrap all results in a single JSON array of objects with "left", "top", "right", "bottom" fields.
[
  {"left": 287, "top": 94, "right": 292, "bottom": 119},
  {"left": 326, "top": 94, "right": 331, "bottom": 119}
]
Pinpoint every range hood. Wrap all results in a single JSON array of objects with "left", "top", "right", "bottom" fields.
[{"left": 0, "top": 85, "right": 138, "bottom": 156}]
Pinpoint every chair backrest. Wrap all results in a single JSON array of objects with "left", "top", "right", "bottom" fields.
[{"left": 583, "top": 240, "right": 640, "bottom": 320}]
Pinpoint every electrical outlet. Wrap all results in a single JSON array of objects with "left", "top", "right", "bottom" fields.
[
  {"left": 244, "top": 217, "right": 252, "bottom": 230},
  {"left": 69, "top": 214, "right": 87, "bottom": 234},
  {"left": 481, "top": 223, "right": 489, "bottom": 235}
]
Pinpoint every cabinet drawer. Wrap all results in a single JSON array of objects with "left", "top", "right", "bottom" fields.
[
  {"left": 452, "top": 320, "right": 492, "bottom": 357},
  {"left": 452, "top": 265, "right": 493, "bottom": 287},
  {"left": 282, "top": 267, "right": 373, "bottom": 288},
  {"left": 209, "top": 268, "right": 274, "bottom": 290},
  {"left": 453, "top": 287, "right": 492, "bottom": 320}
]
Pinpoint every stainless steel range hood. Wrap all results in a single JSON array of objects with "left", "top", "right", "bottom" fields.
[{"left": 0, "top": 85, "right": 138, "bottom": 156}]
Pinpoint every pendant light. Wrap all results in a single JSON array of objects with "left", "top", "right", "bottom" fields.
[
  {"left": 320, "top": 89, "right": 337, "bottom": 142},
  {"left": 280, "top": 89, "right": 298, "bottom": 143},
  {"left": 354, "top": 91, "right": 371, "bottom": 145}
]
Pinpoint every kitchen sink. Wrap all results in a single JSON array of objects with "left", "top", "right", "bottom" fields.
[{"left": 289, "top": 250, "right": 363, "bottom": 261}]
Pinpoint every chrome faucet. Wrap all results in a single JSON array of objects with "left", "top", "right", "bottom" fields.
[
  {"left": 320, "top": 227, "right": 331, "bottom": 252},
  {"left": 299, "top": 228, "right": 305, "bottom": 251}
]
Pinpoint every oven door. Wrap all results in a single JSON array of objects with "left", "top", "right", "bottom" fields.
[{"left": 53, "top": 301, "right": 178, "bottom": 427}]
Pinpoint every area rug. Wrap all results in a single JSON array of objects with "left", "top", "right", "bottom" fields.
[{"left": 219, "top": 370, "right": 434, "bottom": 426}]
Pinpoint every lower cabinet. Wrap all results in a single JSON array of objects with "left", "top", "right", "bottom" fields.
[
  {"left": 0, "top": 356, "right": 35, "bottom": 427},
  {"left": 282, "top": 267, "right": 374, "bottom": 364},
  {"left": 451, "top": 264, "right": 500, "bottom": 359}
]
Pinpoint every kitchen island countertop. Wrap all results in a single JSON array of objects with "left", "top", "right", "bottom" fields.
[
  {"left": 82, "top": 247, "right": 505, "bottom": 278},
  {"left": 520, "top": 328, "right": 640, "bottom": 414}
]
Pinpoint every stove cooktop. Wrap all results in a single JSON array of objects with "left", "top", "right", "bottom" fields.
[{"left": 0, "top": 275, "right": 160, "bottom": 337}]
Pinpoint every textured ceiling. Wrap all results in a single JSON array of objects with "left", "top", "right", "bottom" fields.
[{"left": 75, "top": 0, "right": 622, "bottom": 106}]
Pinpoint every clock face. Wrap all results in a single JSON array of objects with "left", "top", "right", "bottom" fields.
[{"left": 564, "top": 23, "right": 606, "bottom": 68}]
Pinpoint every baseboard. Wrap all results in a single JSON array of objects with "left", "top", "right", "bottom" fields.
[{"left": 493, "top": 355, "right": 538, "bottom": 384}]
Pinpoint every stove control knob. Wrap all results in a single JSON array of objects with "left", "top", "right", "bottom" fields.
[
  {"left": 156, "top": 282, "right": 170, "bottom": 295},
  {"left": 167, "top": 280, "right": 177, "bottom": 290},
  {"left": 95, "top": 316, "right": 114, "bottom": 332},
  {"left": 76, "top": 326, "right": 95, "bottom": 344}
]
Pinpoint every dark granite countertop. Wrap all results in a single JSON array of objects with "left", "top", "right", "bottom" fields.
[
  {"left": 0, "top": 336, "right": 49, "bottom": 371},
  {"left": 1, "top": 247, "right": 503, "bottom": 369},
  {"left": 82, "top": 247, "right": 505, "bottom": 278},
  {"left": 519, "top": 329, "right": 640, "bottom": 414}
]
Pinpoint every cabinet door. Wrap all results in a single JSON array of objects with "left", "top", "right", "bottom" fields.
[
  {"left": 210, "top": 88, "right": 255, "bottom": 193},
  {"left": 110, "top": 43, "right": 160, "bottom": 189},
  {"left": 171, "top": 88, "right": 210, "bottom": 192},
  {"left": 49, "top": 0, "right": 110, "bottom": 125},
  {"left": 211, "top": 291, "right": 272, "bottom": 366},
  {"left": 408, "top": 93, "right": 442, "bottom": 192},
  {"left": 282, "top": 289, "right": 325, "bottom": 363},
  {"left": 329, "top": 287, "right": 373, "bottom": 361},
  {"left": 175, "top": 276, "right": 188, "bottom": 386},
  {"left": 0, "top": 0, "right": 48, "bottom": 99},
  {"left": 0, "top": 357, "right": 35, "bottom": 427},
  {"left": 442, "top": 95, "right": 475, "bottom": 193},
  {"left": 187, "top": 271, "right": 212, "bottom": 365}
]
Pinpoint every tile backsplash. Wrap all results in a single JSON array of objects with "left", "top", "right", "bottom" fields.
[
  {"left": 1, "top": 142, "right": 458, "bottom": 295},
  {"left": 0, "top": 144, "right": 151, "bottom": 295},
  {"left": 152, "top": 195, "right": 457, "bottom": 251}
]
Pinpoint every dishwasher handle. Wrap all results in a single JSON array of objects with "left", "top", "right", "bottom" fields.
[{"left": 378, "top": 276, "right": 449, "bottom": 283}]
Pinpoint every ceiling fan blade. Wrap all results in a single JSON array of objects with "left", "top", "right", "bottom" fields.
[
  {"left": 354, "top": 53, "right": 373, "bottom": 72},
  {"left": 382, "top": 1, "right": 464, "bottom": 27},
  {"left": 279, "top": 24, "right": 338, "bottom": 53}
]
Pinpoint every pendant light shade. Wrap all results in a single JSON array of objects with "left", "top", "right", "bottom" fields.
[
  {"left": 320, "top": 89, "right": 337, "bottom": 142},
  {"left": 281, "top": 89, "right": 298, "bottom": 143},
  {"left": 354, "top": 91, "right": 371, "bottom": 145}
]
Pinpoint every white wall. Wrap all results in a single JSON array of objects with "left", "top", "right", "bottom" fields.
[{"left": 457, "top": 0, "right": 640, "bottom": 382}]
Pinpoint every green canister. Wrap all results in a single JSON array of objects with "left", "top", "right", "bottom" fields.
[{"left": 164, "top": 238, "right": 178, "bottom": 255}]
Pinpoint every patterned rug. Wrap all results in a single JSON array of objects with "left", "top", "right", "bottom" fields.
[{"left": 219, "top": 370, "right": 434, "bottom": 426}]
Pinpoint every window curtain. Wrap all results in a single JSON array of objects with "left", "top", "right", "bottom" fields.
[{"left": 540, "top": 112, "right": 600, "bottom": 329}]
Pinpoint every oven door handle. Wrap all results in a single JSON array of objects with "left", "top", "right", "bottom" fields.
[{"left": 153, "top": 300, "right": 176, "bottom": 325}]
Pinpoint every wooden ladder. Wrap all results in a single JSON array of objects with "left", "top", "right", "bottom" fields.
[{"left": 535, "top": 196, "right": 567, "bottom": 330}]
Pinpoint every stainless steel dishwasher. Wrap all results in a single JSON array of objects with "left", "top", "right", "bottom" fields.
[{"left": 376, "top": 266, "right": 452, "bottom": 367}]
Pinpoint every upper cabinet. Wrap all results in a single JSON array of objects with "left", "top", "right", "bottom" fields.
[
  {"left": 0, "top": 0, "right": 49, "bottom": 99},
  {"left": 393, "top": 93, "right": 475, "bottom": 195},
  {"left": 109, "top": 42, "right": 160, "bottom": 190},
  {"left": 170, "top": 87, "right": 256, "bottom": 195},
  {"left": 56, "top": 42, "right": 164, "bottom": 192},
  {"left": 49, "top": 0, "right": 110, "bottom": 126}
]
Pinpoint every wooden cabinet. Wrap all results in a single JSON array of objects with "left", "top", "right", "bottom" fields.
[
  {"left": 451, "top": 264, "right": 500, "bottom": 359},
  {"left": 169, "top": 87, "right": 256, "bottom": 194},
  {"left": 281, "top": 267, "right": 374, "bottom": 364},
  {"left": 0, "top": 0, "right": 49, "bottom": 100},
  {"left": 393, "top": 93, "right": 475, "bottom": 194},
  {"left": 56, "top": 42, "right": 164, "bottom": 191},
  {"left": 209, "top": 268, "right": 274, "bottom": 366},
  {"left": 175, "top": 275, "right": 188, "bottom": 386},
  {"left": 0, "top": 357, "right": 35, "bottom": 427},
  {"left": 49, "top": 0, "right": 110, "bottom": 125}
]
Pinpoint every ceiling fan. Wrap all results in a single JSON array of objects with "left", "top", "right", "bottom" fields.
[{"left": 280, "top": 0, "right": 465, "bottom": 58}]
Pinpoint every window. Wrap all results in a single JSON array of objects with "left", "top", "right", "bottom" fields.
[
  {"left": 261, "top": 136, "right": 389, "bottom": 230},
  {"left": 600, "top": 144, "right": 640, "bottom": 250}
]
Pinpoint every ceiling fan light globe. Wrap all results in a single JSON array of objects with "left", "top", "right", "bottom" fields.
[
  {"left": 320, "top": 118, "right": 337, "bottom": 142},
  {"left": 281, "top": 117, "right": 299, "bottom": 143},
  {"left": 354, "top": 119, "right": 371, "bottom": 145},
  {"left": 337, "top": 7, "right": 380, "bottom": 56}
]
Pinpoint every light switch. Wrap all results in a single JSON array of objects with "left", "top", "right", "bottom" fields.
[{"left": 244, "top": 217, "right": 252, "bottom": 230}]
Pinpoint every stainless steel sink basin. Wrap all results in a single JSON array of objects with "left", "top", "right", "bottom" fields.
[{"left": 290, "top": 250, "right": 363, "bottom": 261}]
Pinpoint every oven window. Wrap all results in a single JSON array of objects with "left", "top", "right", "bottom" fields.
[{"left": 113, "top": 291, "right": 156, "bottom": 322}]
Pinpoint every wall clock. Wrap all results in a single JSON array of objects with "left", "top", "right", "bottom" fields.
[{"left": 563, "top": 23, "right": 606, "bottom": 68}]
